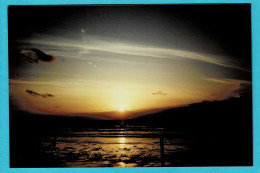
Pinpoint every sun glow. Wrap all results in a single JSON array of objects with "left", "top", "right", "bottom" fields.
[{"left": 118, "top": 104, "right": 126, "bottom": 112}]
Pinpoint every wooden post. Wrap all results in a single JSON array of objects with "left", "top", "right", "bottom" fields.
[{"left": 160, "top": 136, "right": 165, "bottom": 167}]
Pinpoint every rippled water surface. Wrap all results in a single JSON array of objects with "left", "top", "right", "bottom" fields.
[{"left": 40, "top": 124, "right": 190, "bottom": 167}]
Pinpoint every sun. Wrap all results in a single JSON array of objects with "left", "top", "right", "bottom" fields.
[{"left": 118, "top": 104, "right": 126, "bottom": 112}]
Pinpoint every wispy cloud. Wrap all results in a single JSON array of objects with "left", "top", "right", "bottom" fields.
[
  {"left": 152, "top": 91, "right": 167, "bottom": 96},
  {"left": 21, "top": 34, "right": 250, "bottom": 72},
  {"left": 205, "top": 78, "right": 237, "bottom": 84},
  {"left": 205, "top": 78, "right": 251, "bottom": 85},
  {"left": 9, "top": 79, "right": 65, "bottom": 88}
]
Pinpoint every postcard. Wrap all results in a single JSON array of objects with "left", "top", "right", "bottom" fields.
[{"left": 1, "top": 0, "right": 259, "bottom": 173}]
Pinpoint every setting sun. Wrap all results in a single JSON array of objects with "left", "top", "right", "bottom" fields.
[{"left": 118, "top": 104, "right": 126, "bottom": 112}]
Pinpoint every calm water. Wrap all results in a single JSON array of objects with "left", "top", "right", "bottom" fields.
[{"left": 39, "top": 123, "right": 190, "bottom": 167}]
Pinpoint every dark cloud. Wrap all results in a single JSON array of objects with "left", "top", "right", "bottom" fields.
[
  {"left": 223, "top": 82, "right": 252, "bottom": 99},
  {"left": 42, "top": 93, "right": 54, "bottom": 98},
  {"left": 152, "top": 91, "right": 167, "bottom": 96},
  {"left": 20, "top": 48, "right": 57, "bottom": 63},
  {"left": 26, "top": 89, "right": 41, "bottom": 96},
  {"left": 26, "top": 89, "right": 54, "bottom": 98}
]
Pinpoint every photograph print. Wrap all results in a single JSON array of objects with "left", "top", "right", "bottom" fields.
[{"left": 8, "top": 4, "right": 252, "bottom": 167}]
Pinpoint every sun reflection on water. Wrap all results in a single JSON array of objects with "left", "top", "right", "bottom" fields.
[
  {"left": 119, "top": 137, "right": 126, "bottom": 144},
  {"left": 46, "top": 128, "right": 186, "bottom": 167}
]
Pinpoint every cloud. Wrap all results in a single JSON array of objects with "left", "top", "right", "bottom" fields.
[
  {"left": 26, "top": 89, "right": 40, "bottom": 96},
  {"left": 22, "top": 34, "right": 250, "bottom": 72},
  {"left": 42, "top": 93, "right": 54, "bottom": 98},
  {"left": 205, "top": 78, "right": 237, "bottom": 84},
  {"left": 81, "top": 28, "right": 86, "bottom": 34},
  {"left": 223, "top": 82, "right": 252, "bottom": 99},
  {"left": 26, "top": 89, "right": 54, "bottom": 98},
  {"left": 205, "top": 78, "right": 252, "bottom": 99},
  {"left": 152, "top": 91, "right": 167, "bottom": 96},
  {"left": 20, "top": 48, "right": 57, "bottom": 63}
]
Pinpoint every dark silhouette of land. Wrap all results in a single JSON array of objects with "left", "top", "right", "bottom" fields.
[
  {"left": 10, "top": 95, "right": 252, "bottom": 167},
  {"left": 134, "top": 95, "right": 252, "bottom": 166}
]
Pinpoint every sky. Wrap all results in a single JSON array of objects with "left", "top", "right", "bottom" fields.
[{"left": 8, "top": 5, "right": 252, "bottom": 119}]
